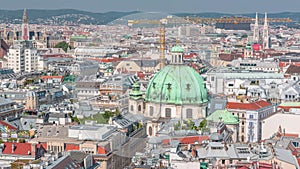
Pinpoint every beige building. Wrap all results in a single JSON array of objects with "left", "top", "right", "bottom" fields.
[{"left": 261, "top": 112, "right": 300, "bottom": 140}]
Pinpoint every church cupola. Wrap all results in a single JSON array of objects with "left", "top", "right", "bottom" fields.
[
  {"left": 170, "top": 45, "right": 184, "bottom": 64},
  {"left": 129, "top": 82, "right": 143, "bottom": 99}
]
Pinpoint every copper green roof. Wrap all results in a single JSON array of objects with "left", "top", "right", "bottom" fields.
[
  {"left": 171, "top": 45, "right": 184, "bottom": 53},
  {"left": 71, "top": 35, "right": 87, "bottom": 39},
  {"left": 207, "top": 110, "right": 239, "bottom": 125},
  {"left": 145, "top": 65, "right": 208, "bottom": 105},
  {"left": 245, "top": 42, "right": 253, "bottom": 50},
  {"left": 130, "top": 82, "right": 143, "bottom": 100}
]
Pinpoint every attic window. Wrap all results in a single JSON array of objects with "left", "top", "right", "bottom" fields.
[
  {"left": 153, "top": 82, "right": 156, "bottom": 89},
  {"left": 186, "top": 84, "right": 191, "bottom": 91},
  {"left": 166, "top": 83, "right": 172, "bottom": 90}
]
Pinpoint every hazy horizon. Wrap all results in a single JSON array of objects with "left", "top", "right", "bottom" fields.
[{"left": 0, "top": 0, "right": 299, "bottom": 14}]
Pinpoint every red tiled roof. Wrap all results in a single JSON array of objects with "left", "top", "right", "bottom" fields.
[
  {"left": 88, "top": 58, "right": 125, "bottom": 63},
  {"left": 238, "top": 167, "right": 249, "bottom": 169},
  {"left": 65, "top": 143, "right": 80, "bottom": 151},
  {"left": 0, "top": 121, "right": 17, "bottom": 130},
  {"left": 162, "top": 135, "right": 209, "bottom": 145},
  {"left": 226, "top": 100, "right": 271, "bottom": 110},
  {"left": 41, "top": 76, "right": 64, "bottom": 79},
  {"left": 285, "top": 65, "right": 300, "bottom": 75},
  {"left": 3, "top": 142, "right": 33, "bottom": 156},
  {"left": 278, "top": 106, "right": 300, "bottom": 112},
  {"left": 279, "top": 62, "right": 300, "bottom": 68},
  {"left": 283, "top": 133, "right": 299, "bottom": 137}
]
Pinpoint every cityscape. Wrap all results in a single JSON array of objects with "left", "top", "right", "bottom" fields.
[{"left": 0, "top": 1, "right": 299, "bottom": 169}]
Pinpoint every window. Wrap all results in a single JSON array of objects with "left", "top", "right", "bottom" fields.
[
  {"left": 249, "top": 115, "right": 254, "bottom": 119},
  {"left": 130, "top": 105, "right": 133, "bottom": 111},
  {"left": 249, "top": 122, "right": 254, "bottom": 127},
  {"left": 186, "top": 109, "right": 193, "bottom": 118},
  {"left": 149, "top": 106, "right": 154, "bottom": 116},
  {"left": 148, "top": 126, "right": 153, "bottom": 136},
  {"left": 138, "top": 105, "right": 141, "bottom": 111},
  {"left": 165, "top": 108, "right": 171, "bottom": 117},
  {"left": 241, "top": 127, "right": 244, "bottom": 133},
  {"left": 241, "top": 135, "right": 245, "bottom": 142}
]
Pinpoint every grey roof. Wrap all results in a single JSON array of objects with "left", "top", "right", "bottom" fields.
[
  {"left": 208, "top": 96, "right": 228, "bottom": 115},
  {"left": 123, "top": 112, "right": 146, "bottom": 123},
  {"left": 0, "top": 97, "right": 15, "bottom": 107},
  {"left": 209, "top": 132, "right": 224, "bottom": 141},
  {"left": 275, "top": 148, "right": 298, "bottom": 166},
  {"left": 68, "top": 151, "right": 88, "bottom": 164},
  {"left": 36, "top": 125, "right": 69, "bottom": 138},
  {"left": 133, "top": 60, "right": 159, "bottom": 68},
  {"left": 148, "top": 136, "right": 162, "bottom": 144},
  {"left": 113, "top": 118, "right": 132, "bottom": 128}
]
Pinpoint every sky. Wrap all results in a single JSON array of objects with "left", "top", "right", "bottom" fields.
[{"left": 0, "top": 0, "right": 300, "bottom": 14}]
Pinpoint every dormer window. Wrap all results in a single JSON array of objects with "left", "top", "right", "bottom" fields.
[
  {"left": 186, "top": 84, "right": 191, "bottom": 91},
  {"left": 166, "top": 83, "right": 172, "bottom": 90},
  {"left": 153, "top": 82, "right": 156, "bottom": 89}
]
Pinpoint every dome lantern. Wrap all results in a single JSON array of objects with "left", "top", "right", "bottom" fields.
[{"left": 170, "top": 45, "right": 184, "bottom": 65}]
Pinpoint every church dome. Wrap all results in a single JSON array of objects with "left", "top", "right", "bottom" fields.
[{"left": 145, "top": 65, "right": 208, "bottom": 105}]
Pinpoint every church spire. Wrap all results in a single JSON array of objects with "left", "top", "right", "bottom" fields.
[
  {"left": 263, "top": 12, "right": 269, "bottom": 49},
  {"left": 253, "top": 12, "right": 259, "bottom": 43},
  {"left": 23, "top": 8, "right": 28, "bottom": 24},
  {"left": 21, "top": 9, "right": 29, "bottom": 40}
]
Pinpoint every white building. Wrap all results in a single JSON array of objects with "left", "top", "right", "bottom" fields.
[
  {"left": 227, "top": 100, "right": 275, "bottom": 142},
  {"left": 6, "top": 40, "right": 40, "bottom": 73}
]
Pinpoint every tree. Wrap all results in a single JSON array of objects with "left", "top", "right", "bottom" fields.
[
  {"left": 241, "top": 34, "right": 248, "bottom": 38},
  {"left": 199, "top": 118, "right": 207, "bottom": 131},
  {"left": 54, "top": 41, "right": 71, "bottom": 52}
]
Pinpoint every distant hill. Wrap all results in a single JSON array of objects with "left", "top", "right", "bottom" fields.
[
  {"left": 0, "top": 9, "right": 299, "bottom": 25},
  {"left": 174, "top": 12, "right": 300, "bottom": 22},
  {"left": 0, "top": 9, "right": 140, "bottom": 25}
]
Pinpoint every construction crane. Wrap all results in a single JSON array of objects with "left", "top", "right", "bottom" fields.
[
  {"left": 128, "top": 18, "right": 172, "bottom": 69},
  {"left": 127, "top": 15, "right": 292, "bottom": 68},
  {"left": 185, "top": 16, "right": 292, "bottom": 24}
]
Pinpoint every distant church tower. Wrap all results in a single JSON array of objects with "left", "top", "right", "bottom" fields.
[
  {"left": 262, "top": 12, "right": 269, "bottom": 49},
  {"left": 21, "top": 9, "right": 29, "bottom": 41},
  {"left": 253, "top": 12, "right": 259, "bottom": 43}
]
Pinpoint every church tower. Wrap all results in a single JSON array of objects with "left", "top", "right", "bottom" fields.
[
  {"left": 253, "top": 12, "right": 260, "bottom": 43},
  {"left": 263, "top": 12, "right": 269, "bottom": 49},
  {"left": 21, "top": 9, "right": 29, "bottom": 41},
  {"left": 128, "top": 82, "right": 144, "bottom": 114}
]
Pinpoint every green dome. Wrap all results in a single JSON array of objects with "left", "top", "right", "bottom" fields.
[
  {"left": 171, "top": 45, "right": 184, "bottom": 53},
  {"left": 145, "top": 65, "right": 208, "bottom": 105}
]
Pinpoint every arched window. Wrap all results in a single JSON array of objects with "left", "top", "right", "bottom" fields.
[
  {"left": 138, "top": 105, "right": 141, "bottom": 111},
  {"left": 165, "top": 108, "right": 171, "bottom": 118},
  {"left": 130, "top": 105, "right": 133, "bottom": 111},
  {"left": 186, "top": 109, "right": 193, "bottom": 119},
  {"left": 148, "top": 126, "right": 153, "bottom": 136},
  {"left": 149, "top": 106, "right": 154, "bottom": 116},
  {"left": 241, "top": 135, "right": 245, "bottom": 142}
]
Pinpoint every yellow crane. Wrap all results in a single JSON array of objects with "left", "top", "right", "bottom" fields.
[
  {"left": 128, "top": 18, "right": 172, "bottom": 69},
  {"left": 127, "top": 16, "right": 292, "bottom": 68}
]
